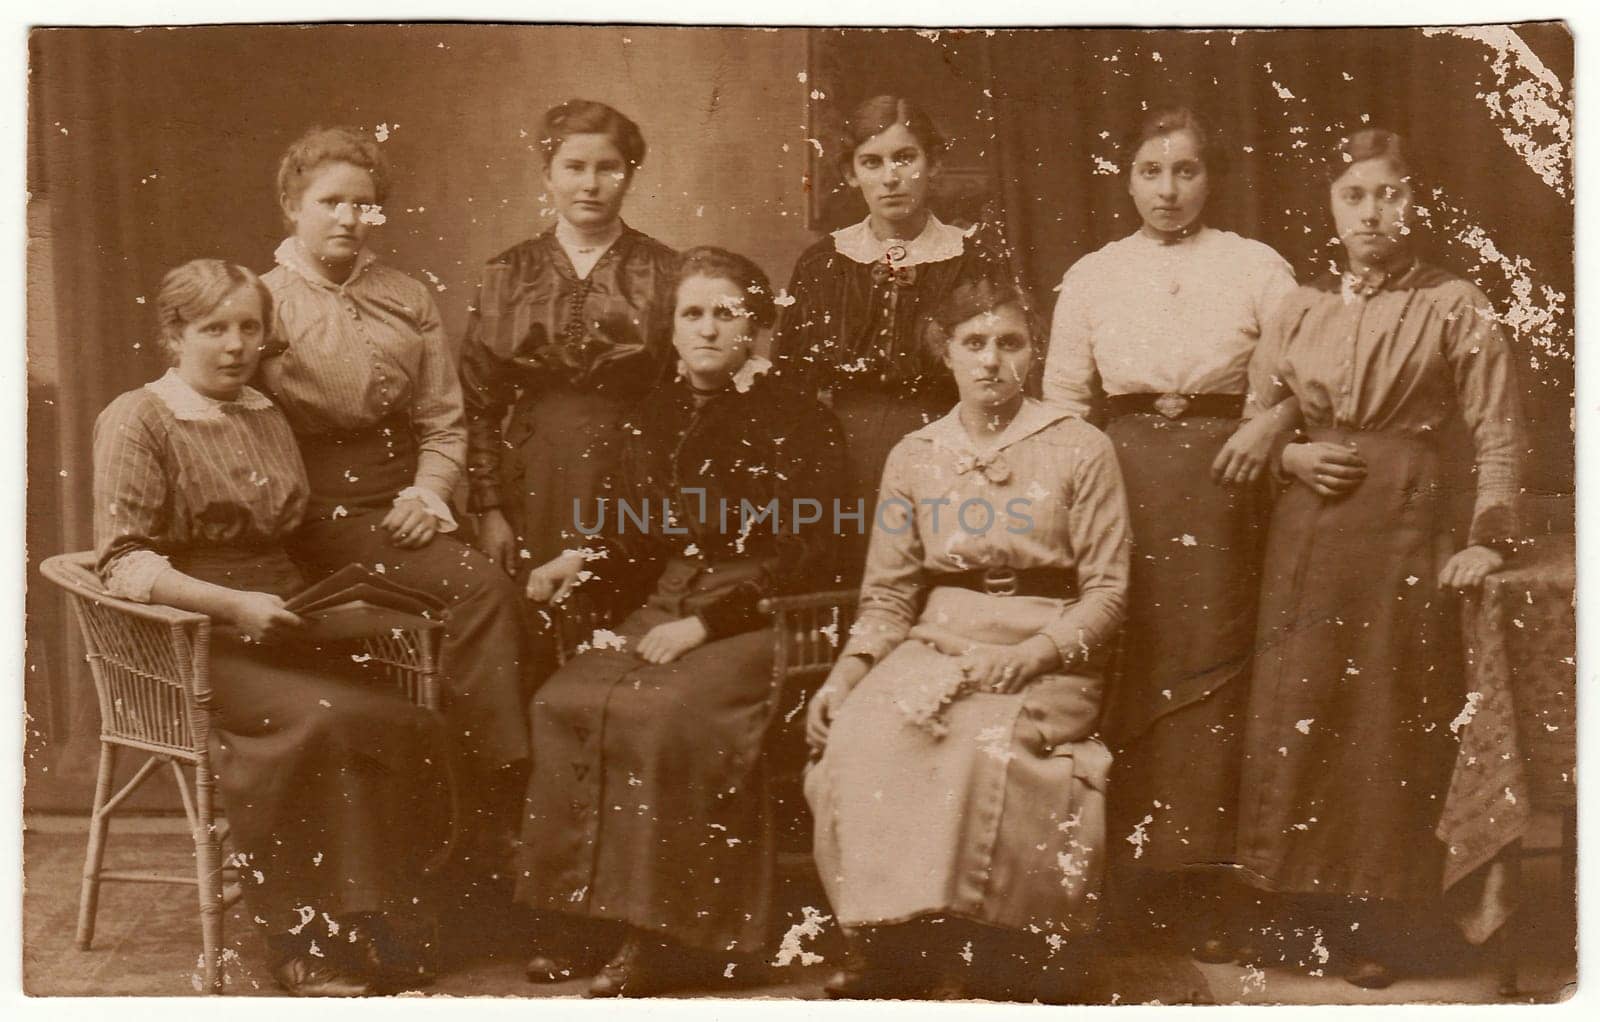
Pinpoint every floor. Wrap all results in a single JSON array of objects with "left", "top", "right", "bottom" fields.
[{"left": 21, "top": 812, "right": 1575, "bottom": 1004}]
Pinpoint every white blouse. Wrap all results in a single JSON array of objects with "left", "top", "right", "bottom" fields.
[{"left": 1042, "top": 227, "right": 1296, "bottom": 418}]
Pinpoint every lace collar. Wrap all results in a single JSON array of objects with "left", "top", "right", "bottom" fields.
[
  {"left": 146, "top": 368, "right": 273, "bottom": 421},
  {"left": 273, "top": 237, "right": 378, "bottom": 291},
  {"left": 674, "top": 354, "right": 773, "bottom": 396},
  {"left": 831, "top": 214, "right": 969, "bottom": 267}
]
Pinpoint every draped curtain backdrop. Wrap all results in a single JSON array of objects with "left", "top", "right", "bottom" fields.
[{"left": 26, "top": 24, "right": 1573, "bottom": 811}]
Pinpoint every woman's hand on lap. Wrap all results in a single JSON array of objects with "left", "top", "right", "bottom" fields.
[
  {"left": 382, "top": 497, "right": 439, "bottom": 549},
  {"left": 807, "top": 656, "right": 872, "bottom": 752},
  {"left": 956, "top": 635, "right": 1059, "bottom": 695},
  {"left": 525, "top": 551, "right": 587, "bottom": 603},
  {"left": 635, "top": 617, "right": 709, "bottom": 664}
]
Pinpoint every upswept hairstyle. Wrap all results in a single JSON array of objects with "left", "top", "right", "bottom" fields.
[
  {"left": 1121, "top": 104, "right": 1230, "bottom": 179},
  {"left": 673, "top": 246, "right": 776, "bottom": 330},
  {"left": 921, "top": 277, "right": 1034, "bottom": 363},
  {"left": 539, "top": 99, "right": 647, "bottom": 172},
  {"left": 276, "top": 125, "right": 392, "bottom": 207},
  {"left": 837, "top": 94, "right": 947, "bottom": 174},
  {"left": 1326, "top": 127, "right": 1411, "bottom": 181},
  {"left": 154, "top": 259, "right": 274, "bottom": 365}
]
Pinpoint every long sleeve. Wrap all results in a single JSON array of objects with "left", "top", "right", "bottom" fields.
[
  {"left": 1042, "top": 262, "right": 1099, "bottom": 419},
  {"left": 694, "top": 402, "right": 848, "bottom": 640},
  {"left": 1441, "top": 284, "right": 1524, "bottom": 549},
  {"left": 1244, "top": 289, "right": 1308, "bottom": 420},
  {"left": 1039, "top": 430, "right": 1130, "bottom": 668},
  {"left": 839, "top": 442, "right": 926, "bottom": 663},
  {"left": 92, "top": 396, "right": 173, "bottom": 602},
  {"left": 408, "top": 291, "right": 467, "bottom": 503},
  {"left": 771, "top": 254, "right": 825, "bottom": 398},
  {"left": 460, "top": 278, "right": 518, "bottom": 514}
]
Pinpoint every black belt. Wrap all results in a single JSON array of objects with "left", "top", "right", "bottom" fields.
[
  {"left": 929, "top": 566, "right": 1078, "bottom": 599},
  {"left": 1105, "top": 393, "right": 1245, "bottom": 421}
]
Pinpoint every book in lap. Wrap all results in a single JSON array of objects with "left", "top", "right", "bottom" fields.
[{"left": 286, "top": 565, "right": 445, "bottom": 643}]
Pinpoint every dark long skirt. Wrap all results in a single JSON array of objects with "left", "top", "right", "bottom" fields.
[
  {"left": 291, "top": 420, "right": 534, "bottom": 772},
  {"left": 1101, "top": 413, "right": 1266, "bottom": 874},
  {"left": 1236, "top": 428, "right": 1463, "bottom": 902},
  {"left": 829, "top": 389, "right": 943, "bottom": 584},
  {"left": 499, "top": 387, "right": 628, "bottom": 567},
  {"left": 515, "top": 558, "right": 781, "bottom": 952},
  {"left": 209, "top": 631, "right": 452, "bottom": 935}
]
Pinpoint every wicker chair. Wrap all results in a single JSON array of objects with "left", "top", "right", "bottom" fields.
[{"left": 39, "top": 551, "right": 445, "bottom": 994}]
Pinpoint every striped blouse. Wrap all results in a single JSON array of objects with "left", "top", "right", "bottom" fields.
[
  {"left": 93, "top": 370, "right": 309, "bottom": 602},
  {"left": 1245, "top": 261, "right": 1523, "bottom": 547},
  {"left": 260, "top": 238, "right": 466, "bottom": 512}
]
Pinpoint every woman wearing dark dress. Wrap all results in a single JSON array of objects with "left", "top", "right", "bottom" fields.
[
  {"left": 94, "top": 260, "right": 451, "bottom": 996},
  {"left": 513, "top": 247, "right": 846, "bottom": 997},
  {"left": 772, "top": 94, "right": 1013, "bottom": 579},
  {"left": 259, "top": 127, "right": 532, "bottom": 877},
  {"left": 1041, "top": 107, "right": 1298, "bottom": 959},
  {"left": 1236, "top": 129, "right": 1523, "bottom": 988},
  {"left": 461, "top": 99, "right": 680, "bottom": 574}
]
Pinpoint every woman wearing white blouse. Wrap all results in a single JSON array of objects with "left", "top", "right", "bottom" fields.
[{"left": 1042, "top": 106, "right": 1297, "bottom": 962}]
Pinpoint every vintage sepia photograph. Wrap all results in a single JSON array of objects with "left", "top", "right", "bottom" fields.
[{"left": 17, "top": 12, "right": 1577, "bottom": 1008}]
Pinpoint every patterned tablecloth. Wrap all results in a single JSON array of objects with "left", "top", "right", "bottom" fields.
[{"left": 1438, "top": 532, "right": 1576, "bottom": 943}]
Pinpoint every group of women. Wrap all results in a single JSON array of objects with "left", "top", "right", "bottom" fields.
[{"left": 88, "top": 91, "right": 1522, "bottom": 1000}]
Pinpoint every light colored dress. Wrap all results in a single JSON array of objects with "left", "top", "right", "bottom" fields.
[
  {"left": 1042, "top": 227, "right": 1295, "bottom": 874},
  {"left": 806, "top": 399, "right": 1130, "bottom": 934}
]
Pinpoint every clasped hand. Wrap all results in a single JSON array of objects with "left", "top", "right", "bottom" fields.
[{"left": 382, "top": 496, "right": 441, "bottom": 549}]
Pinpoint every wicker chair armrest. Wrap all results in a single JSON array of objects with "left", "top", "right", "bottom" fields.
[
  {"left": 40, "top": 552, "right": 209, "bottom": 629},
  {"left": 757, "top": 588, "right": 860, "bottom": 616}
]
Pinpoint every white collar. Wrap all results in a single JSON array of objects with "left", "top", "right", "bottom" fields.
[
  {"left": 911, "top": 397, "right": 1068, "bottom": 457},
  {"left": 674, "top": 354, "right": 772, "bottom": 395},
  {"left": 554, "top": 215, "right": 624, "bottom": 255},
  {"left": 146, "top": 368, "right": 273, "bottom": 421},
  {"left": 830, "top": 214, "right": 969, "bottom": 267},
  {"left": 274, "top": 237, "right": 377, "bottom": 290}
]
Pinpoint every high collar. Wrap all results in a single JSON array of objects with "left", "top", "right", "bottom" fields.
[
  {"left": 1132, "top": 222, "right": 1209, "bottom": 248},
  {"left": 554, "top": 215, "right": 624, "bottom": 254},
  {"left": 1317, "top": 251, "right": 1423, "bottom": 297},
  {"left": 911, "top": 396, "right": 1069, "bottom": 457},
  {"left": 831, "top": 213, "right": 969, "bottom": 267},
  {"left": 146, "top": 368, "right": 273, "bottom": 421},
  {"left": 274, "top": 237, "right": 378, "bottom": 291},
  {"left": 672, "top": 354, "right": 773, "bottom": 399}
]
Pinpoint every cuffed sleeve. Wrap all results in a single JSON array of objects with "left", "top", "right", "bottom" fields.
[
  {"left": 408, "top": 291, "right": 467, "bottom": 502},
  {"left": 92, "top": 393, "right": 175, "bottom": 602},
  {"left": 1039, "top": 430, "right": 1130, "bottom": 669},
  {"left": 840, "top": 443, "right": 925, "bottom": 662}
]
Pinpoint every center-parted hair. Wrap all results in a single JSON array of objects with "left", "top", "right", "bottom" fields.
[
  {"left": 154, "top": 259, "right": 274, "bottom": 365},
  {"left": 1121, "top": 104, "right": 1229, "bottom": 180},
  {"left": 921, "top": 277, "right": 1034, "bottom": 363},
  {"left": 276, "top": 125, "right": 392, "bottom": 207},
  {"left": 1326, "top": 126, "right": 1411, "bottom": 182},
  {"left": 539, "top": 99, "right": 647, "bottom": 172},
  {"left": 673, "top": 246, "right": 776, "bottom": 331},
  {"left": 837, "top": 95, "right": 947, "bottom": 174}
]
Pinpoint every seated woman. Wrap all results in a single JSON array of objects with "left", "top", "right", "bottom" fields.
[
  {"left": 257, "top": 126, "right": 532, "bottom": 872},
  {"left": 514, "top": 247, "right": 848, "bottom": 997},
  {"left": 92, "top": 259, "right": 451, "bottom": 996},
  {"left": 805, "top": 279, "right": 1131, "bottom": 1002}
]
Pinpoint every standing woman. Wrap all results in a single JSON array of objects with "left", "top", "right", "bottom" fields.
[
  {"left": 259, "top": 127, "right": 532, "bottom": 863},
  {"left": 1237, "top": 128, "right": 1522, "bottom": 988},
  {"left": 460, "top": 99, "right": 680, "bottom": 573},
  {"left": 1041, "top": 106, "right": 1297, "bottom": 958},
  {"left": 773, "top": 94, "right": 1013, "bottom": 579}
]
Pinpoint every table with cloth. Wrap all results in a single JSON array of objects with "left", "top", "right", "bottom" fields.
[{"left": 1438, "top": 531, "right": 1576, "bottom": 945}]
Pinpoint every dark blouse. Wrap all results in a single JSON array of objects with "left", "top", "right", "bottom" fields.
[
  {"left": 460, "top": 224, "right": 680, "bottom": 512},
  {"left": 583, "top": 372, "right": 847, "bottom": 640},
  {"left": 771, "top": 227, "right": 1011, "bottom": 402}
]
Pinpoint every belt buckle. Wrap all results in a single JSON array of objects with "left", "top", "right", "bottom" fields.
[
  {"left": 981, "top": 567, "right": 1019, "bottom": 596},
  {"left": 1154, "top": 393, "right": 1190, "bottom": 420}
]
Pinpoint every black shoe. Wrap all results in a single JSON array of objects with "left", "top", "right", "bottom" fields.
[
  {"left": 585, "top": 935, "right": 689, "bottom": 998},
  {"left": 525, "top": 946, "right": 607, "bottom": 984},
  {"left": 1346, "top": 958, "right": 1396, "bottom": 989},
  {"left": 822, "top": 941, "right": 921, "bottom": 1001},
  {"left": 272, "top": 954, "right": 375, "bottom": 997}
]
